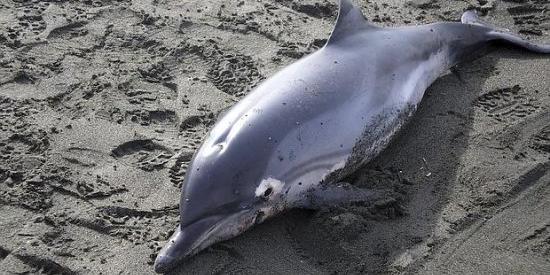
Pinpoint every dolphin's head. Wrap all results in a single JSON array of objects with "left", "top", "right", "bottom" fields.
[{"left": 154, "top": 121, "right": 288, "bottom": 273}]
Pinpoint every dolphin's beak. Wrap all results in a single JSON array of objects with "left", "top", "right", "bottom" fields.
[
  {"left": 154, "top": 215, "right": 222, "bottom": 273},
  {"left": 153, "top": 226, "right": 186, "bottom": 273},
  {"left": 153, "top": 210, "right": 255, "bottom": 273}
]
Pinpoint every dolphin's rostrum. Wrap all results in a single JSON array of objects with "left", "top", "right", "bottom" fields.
[{"left": 154, "top": 0, "right": 550, "bottom": 272}]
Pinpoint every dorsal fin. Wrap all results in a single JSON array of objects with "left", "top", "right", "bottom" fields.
[{"left": 326, "top": 0, "right": 378, "bottom": 45}]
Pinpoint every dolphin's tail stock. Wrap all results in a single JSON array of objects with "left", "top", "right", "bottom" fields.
[{"left": 461, "top": 10, "right": 550, "bottom": 54}]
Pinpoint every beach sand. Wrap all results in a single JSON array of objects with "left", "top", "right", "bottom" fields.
[{"left": 1, "top": 0, "right": 549, "bottom": 274}]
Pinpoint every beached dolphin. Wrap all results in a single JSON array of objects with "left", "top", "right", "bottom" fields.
[{"left": 154, "top": 0, "right": 550, "bottom": 272}]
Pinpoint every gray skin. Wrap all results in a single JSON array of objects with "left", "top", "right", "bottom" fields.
[{"left": 154, "top": 0, "right": 550, "bottom": 272}]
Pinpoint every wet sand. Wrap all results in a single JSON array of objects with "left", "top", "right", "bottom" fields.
[{"left": 1, "top": 0, "right": 549, "bottom": 274}]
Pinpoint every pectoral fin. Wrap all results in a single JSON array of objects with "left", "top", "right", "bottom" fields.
[{"left": 297, "top": 182, "right": 383, "bottom": 210}]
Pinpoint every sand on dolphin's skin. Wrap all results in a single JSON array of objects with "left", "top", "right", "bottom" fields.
[{"left": 0, "top": 0, "right": 549, "bottom": 274}]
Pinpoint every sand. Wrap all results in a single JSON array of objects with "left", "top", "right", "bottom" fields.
[{"left": 0, "top": 0, "right": 549, "bottom": 274}]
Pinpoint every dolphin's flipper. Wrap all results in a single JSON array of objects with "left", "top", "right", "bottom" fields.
[
  {"left": 461, "top": 10, "right": 550, "bottom": 54},
  {"left": 298, "top": 182, "right": 384, "bottom": 209}
]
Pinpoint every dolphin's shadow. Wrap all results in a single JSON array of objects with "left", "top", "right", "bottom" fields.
[{"left": 167, "top": 48, "right": 538, "bottom": 274}]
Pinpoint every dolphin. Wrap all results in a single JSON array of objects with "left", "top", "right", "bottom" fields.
[{"left": 154, "top": 0, "right": 550, "bottom": 272}]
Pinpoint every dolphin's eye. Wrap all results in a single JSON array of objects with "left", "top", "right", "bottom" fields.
[
  {"left": 263, "top": 187, "right": 273, "bottom": 198},
  {"left": 255, "top": 177, "right": 283, "bottom": 199}
]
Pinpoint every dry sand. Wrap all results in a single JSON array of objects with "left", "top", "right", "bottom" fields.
[{"left": 1, "top": 0, "right": 549, "bottom": 274}]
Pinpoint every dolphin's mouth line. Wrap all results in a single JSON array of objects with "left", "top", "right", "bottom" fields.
[
  {"left": 155, "top": 207, "right": 265, "bottom": 273},
  {"left": 185, "top": 208, "right": 256, "bottom": 256},
  {"left": 156, "top": 189, "right": 285, "bottom": 273}
]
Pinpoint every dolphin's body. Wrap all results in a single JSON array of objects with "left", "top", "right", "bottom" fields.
[{"left": 154, "top": 0, "right": 550, "bottom": 272}]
